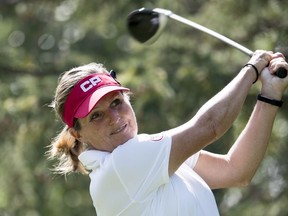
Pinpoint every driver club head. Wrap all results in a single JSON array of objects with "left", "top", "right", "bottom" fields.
[{"left": 127, "top": 8, "right": 169, "bottom": 45}]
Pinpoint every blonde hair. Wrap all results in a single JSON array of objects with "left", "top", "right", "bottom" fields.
[{"left": 48, "top": 63, "right": 109, "bottom": 175}]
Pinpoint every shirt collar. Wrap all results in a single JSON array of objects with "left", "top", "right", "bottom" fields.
[{"left": 78, "top": 150, "right": 110, "bottom": 170}]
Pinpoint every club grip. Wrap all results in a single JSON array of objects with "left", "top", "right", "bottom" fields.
[{"left": 276, "top": 67, "right": 287, "bottom": 78}]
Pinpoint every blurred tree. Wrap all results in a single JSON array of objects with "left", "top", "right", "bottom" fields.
[{"left": 0, "top": 0, "right": 287, "bottom": 215}]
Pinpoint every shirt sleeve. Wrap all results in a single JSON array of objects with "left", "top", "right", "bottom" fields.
[
  {"left": 184, "top": 150, "right": 200, "bottom": 169},
  {"left": 111, "top": 133, "right": 172, "bottom": 201}
]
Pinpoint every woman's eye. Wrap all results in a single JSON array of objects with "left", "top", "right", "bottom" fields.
[
  {"left": 91, "top": 112, "right": 102, "bottom": 121},
  {"left": 111, "top": 98, "right": 122, "bottom": 107}
]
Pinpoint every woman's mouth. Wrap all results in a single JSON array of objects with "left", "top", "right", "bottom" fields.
[{"left": 111, "top": 124, "right": 127, "bottom": 135}]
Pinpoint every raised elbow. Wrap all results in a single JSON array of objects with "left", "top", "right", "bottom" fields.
[
  {"left": 224, "top": 157, "right": 255, "bottom": 188},
  {"left": 230, "top": 168, "right": 256, "bottom": 187}
]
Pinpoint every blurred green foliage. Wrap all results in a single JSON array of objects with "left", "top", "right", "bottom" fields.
[{"left": 0, "top": 0, "right": 288, "bottom": 215}]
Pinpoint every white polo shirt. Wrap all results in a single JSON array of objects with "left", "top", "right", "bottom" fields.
[{"left": 78, "top": 133, "right": 219, "bottom": 216}]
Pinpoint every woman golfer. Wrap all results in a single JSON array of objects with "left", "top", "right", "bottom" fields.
[{"left": 49, "top": 50, "right": 288, "bottom": 216}]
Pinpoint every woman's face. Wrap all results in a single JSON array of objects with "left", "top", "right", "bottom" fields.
[{"left": 75, "top": 91, "right": 138, "bottom": 152}]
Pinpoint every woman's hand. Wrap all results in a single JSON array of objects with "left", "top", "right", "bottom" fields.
[
  {"left": 247, "top": 50, "right": 273, "bottom": 73},
  {"left": 260, "top": 53, "right": 288, "bottom": 100}
]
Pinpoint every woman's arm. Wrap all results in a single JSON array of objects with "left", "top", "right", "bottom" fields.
[
  {"left": 193, "top": 55, "right": 288, "bottom": 189},
  {"left": 167, "top": 50, "right": 273, "bottom": 175},
  {"left": 194, "top": 99, "right": 278, "bottom": 189}
]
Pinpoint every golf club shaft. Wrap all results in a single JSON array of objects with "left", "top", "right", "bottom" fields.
[
  {"left": 169, "top": 13, "right": 254, "bottom": 56},
  {"left": 153, "top": 8, "right": 287, "bottom": 78}
]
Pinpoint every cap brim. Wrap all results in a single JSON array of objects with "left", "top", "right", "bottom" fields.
[{"left": 74, "top": 86, "right": 129, "bottom": 119}]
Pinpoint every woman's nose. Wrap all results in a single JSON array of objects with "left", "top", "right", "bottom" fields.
[{"left": 108, "top": 109, "right": 120, "bottom": 125}]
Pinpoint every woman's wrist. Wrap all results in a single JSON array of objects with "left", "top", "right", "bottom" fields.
[
  {"left": 243, "top": 63, "right": 259, "bottom": 84},
  {"left": 240, "top": 64, "right": 258, "bottom": 85},
  {"left": 260, "top": 88, "right": 283, "bottom": 101},
  {"left": 257, "top": 94, "right": 283, "bottom": 107}
]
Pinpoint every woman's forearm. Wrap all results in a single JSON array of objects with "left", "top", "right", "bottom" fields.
[
  {"left": 169, "top": 66, "right": 256, "bottom": 155},
  {"left": 195, "top": 67, "right": 256, "bottom": 141},
  {"left": 226, "top": 100, "right": 278, "bottom": 184}
]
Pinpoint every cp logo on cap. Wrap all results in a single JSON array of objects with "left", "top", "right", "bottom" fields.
[{"left": 80, "top": 76, "right": 102, "bottom": 92}]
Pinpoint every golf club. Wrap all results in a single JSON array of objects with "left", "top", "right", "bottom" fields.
[{"left": 127, "top": 8, "right": 287, "bottom": 78}]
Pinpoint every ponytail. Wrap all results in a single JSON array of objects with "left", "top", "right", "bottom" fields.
[
  {"left": 49, "top": 63, "right": 108, "bottom": 175},
  {"left": 47, "top": 125, "right": 88, "bottom": 175}
]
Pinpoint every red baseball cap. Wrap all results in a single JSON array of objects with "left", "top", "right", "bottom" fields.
[{"left": 63, "top": 73, "right": 129, "bottom": 128}]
